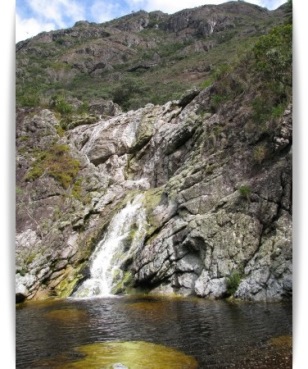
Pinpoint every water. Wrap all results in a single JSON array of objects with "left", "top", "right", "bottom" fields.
[
  {"left": 16, "top": 295, "right": 292, "bottom": 369},
  {"left": 73, "top": 195, "right": 147, "bottom": 297}
]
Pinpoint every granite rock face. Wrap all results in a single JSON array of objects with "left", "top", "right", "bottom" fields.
[{"left": 15, "top": 87, "right": 292, "bottom": 302}]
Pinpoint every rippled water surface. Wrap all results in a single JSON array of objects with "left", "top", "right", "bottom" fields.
[{"left": 16, "top": 295, "right": 292, "bottom": 368}]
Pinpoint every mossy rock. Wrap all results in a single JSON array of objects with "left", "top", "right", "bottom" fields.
[
  {"left": 61, "top": 114, "right": 98, "bottom": 130},
  {"left": 130, "top": 113, "right": 155, "bottom": 153},
  {"left": 142, "top": 187, "right": 165, "bottom": 235},
  {"left": 111, "top": 271, "right": 134, "bottom": 295},
  {"left": 55, "top": 265, "right": 84, "bottom": 298},
  {"left": 24, "top": 143, "right": 80, "bottom": 189}
]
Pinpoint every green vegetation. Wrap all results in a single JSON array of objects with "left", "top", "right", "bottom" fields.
[
  {"left": 60, "top": 114, "right": 98, "bottom": 130},
  {"left": 250, "top": 23, "right": 292, "bottom": 124},
  {"left": 239, "top": 184, "right": 251, "bottom": 201},
  {"left": 77, "top": 102, "right": 90, "bottom": 114},
  {"left": 204, "top": 1, "right": 292, "bottom": 117},
  {"left": 253, "top": 24, "right": 292, "bottom": 88},
  {"left": 16, "top": 2, "right": 286, "bottom": 112},
  {"left": 18, "top": 90, "right": 41, "bottom": 107},
  {"left": 71, "top": 178, "right": 83, "bottom": 200},
  {"left": 111, "top": 271, "right": 134, "bottom": 294},
  {"left": 253, "top": 144, "right": 267, "bottom": 164},
  {"left": 49, "top": 95, "right": 73, "bottom": 115},
  {"left": 24, "top": 143, "right": 80, "bottom": 189},
  {"left": 226, "top": 270, "right": 243, "bottom": 296}
]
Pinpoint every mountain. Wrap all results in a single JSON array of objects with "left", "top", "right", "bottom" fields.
[
  {"left": 15, "top": 1, "right": 292, "bottom": 303},
  {"left": 16, "top": 1, "right": 287, "bottom": 111}
]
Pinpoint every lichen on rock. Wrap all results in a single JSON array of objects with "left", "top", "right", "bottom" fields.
[{"left": 16, "top": 83, "right": 292, "bottom": 303}]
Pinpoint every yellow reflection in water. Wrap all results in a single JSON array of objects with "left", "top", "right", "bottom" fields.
[
  {"left": 57, "top": 341, "right": 198, "bottom": 369},
  {"left": 124, "top": 301, "right": 169, "bottom": 321},
  {"left": 45, "top": 308, "right": 87, "bottom": 321},
  {"left": 268, "top": 335, "right": 292, "bottom": 349}
]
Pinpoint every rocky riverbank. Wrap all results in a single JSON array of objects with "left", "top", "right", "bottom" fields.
[{"left": 16, "top": 84, "right": 292, "bottom": 302}]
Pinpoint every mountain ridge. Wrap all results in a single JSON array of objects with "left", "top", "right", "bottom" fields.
[{"left": 16, "top": 1, "right": 287, "bottom": 111}]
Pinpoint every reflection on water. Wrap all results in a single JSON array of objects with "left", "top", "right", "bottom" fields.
[
  {"left": 16, "top": 295, "right": 292, "bottom": 369},
  {"left": 40, "top": 341, "right": 199, "bottom": 369}
]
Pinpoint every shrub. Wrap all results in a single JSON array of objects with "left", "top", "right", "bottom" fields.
[
  {"left": 49, "top": 95, "right": 73, "bottom": 115},
  {"left": 77, "top": 102, "right": 89, "bottom": 114},
  {"left": 24, "top": 143, "right": 80, "bottom": 189},
  {"left": 210, "top": 94, "right": 227, "bottom": 112},
  {"left": 111, "top": 77, "right": 149, "bottom": 111},
  {"left": 271, "top": 104, "right": 285, "bottom": 119},
  {"left": 252, "top": 97, "right": 287, "bottom": 124},
  {"left": 253, "top": 24, "right": 292, "bottom": 88},
  {"left": 248, "top": 21, "right": 291, "bottom": 127},
  {"left": 253, "top": 144, "right": 267, "bottom": 165},
  {"left": 239, "top": 184, "right": 251, "bottom": 200},
  {"left": 226, "top": 270, "right": 242, "bottom": 296},
  {"left": 213, "top": 64, "right": 231, "bottom": 80},
  {"left": 200, "top": 79, "right": 213, "bottom": 89},
  {"left": 251, "top": 97, "right": 272, "bottom": 124},
  {"left": 18, "top": 93, "right": 41, "bottom": 107}
]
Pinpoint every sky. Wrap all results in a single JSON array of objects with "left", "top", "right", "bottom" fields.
[{"left": 16, "top": 0, "right": 287, "bottom": 43}]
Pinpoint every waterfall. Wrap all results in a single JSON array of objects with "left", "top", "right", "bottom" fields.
[{"left": 73, "top": 194, "right": 146, "bottom": 298}]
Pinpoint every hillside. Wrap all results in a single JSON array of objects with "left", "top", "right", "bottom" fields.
[
  {"left": 16, "top": 1, "right": 287, "bottom": 111},
  {"left": 15, "top": 1, "right": 292, "bottom": 303}
]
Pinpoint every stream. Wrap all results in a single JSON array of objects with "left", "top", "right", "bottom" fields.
[{"left": 16, "top": 295, "right": 292, "bottom": 368}]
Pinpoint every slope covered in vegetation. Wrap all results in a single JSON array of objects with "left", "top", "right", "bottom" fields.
[{"left": 16, "top": 1, "right": 288, "bottom": 111}]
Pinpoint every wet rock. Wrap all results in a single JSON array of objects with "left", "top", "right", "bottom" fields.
[
  {"left": 16, "top": 91, "right": 292, "bottom": 302},
  {"left": 16, "top": 283, "right": 29, "bottom": 303},
  {"left": 195, "top": 271, "right": 227, "bottom": 299}
]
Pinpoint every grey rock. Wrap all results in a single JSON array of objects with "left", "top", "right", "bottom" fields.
[
  {"left": 195, "top": 270, "right": 227, "bottom": 298},
  {"left": 16, "top": 91, "right": 292, "bottom": 302}
]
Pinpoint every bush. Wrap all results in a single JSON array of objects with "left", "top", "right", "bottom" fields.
[
  {"left": 24, "top": 143, "right": 80, "bottom": 189},
  {"left": 253, "top": 24, "right": 292, "bottom": 88},
  {"left": 111, "top": 77, "right": 149, "bottom": 111},
  {"left": 49, "top": 95, "right": 73, "bottom": 115},
  {"left": 253, "top": 144, "right": 267, "bottom": 165},
  {"left": 226, "top": 270, "right": 242, "bottom": 296},
  {"left": 210, "top": 94, "right": 227, "bottom": 112},
  {"left": 239, "top": 184, "right": 251, "bottom": 200},
  {"left": 251, "top": 97, "right": 272, "bottom": 124},
  {"left": 18, "top": 92, "right": 41, "bottom": 107},
  {"left": 271, "top": 104, "right": 285, "bottom": 119},
  {"left": 77, "top": 102, "right": 89, "bottom": 114}
]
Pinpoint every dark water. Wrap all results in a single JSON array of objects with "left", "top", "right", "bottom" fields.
[{"left": 16, "top": 295, "right": 292, "bottom": 369}]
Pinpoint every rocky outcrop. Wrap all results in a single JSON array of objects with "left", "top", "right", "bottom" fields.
[{"left": 15, "top": 85, "right": 292, "bottom": 302}]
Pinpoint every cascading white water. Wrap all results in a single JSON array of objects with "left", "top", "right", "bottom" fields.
[{"left": 73, "top": 194, "right": 146, "bottom": 298}]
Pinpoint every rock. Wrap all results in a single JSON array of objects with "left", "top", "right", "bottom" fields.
[
  {"left": 16, "top": 273, "right": 36, "bottom": 302},
  {"left": 15, "top": 85, "right": 292, "bottom": 302},
  {"left": 195, "top": 272, "right": 227, "bottom": 299},
  {"left": 88, "top": 99, "right": 122, "bottom": 117},
  {"left": 16, "top": 293, "right": 27, "bottom": 304},
  {"left": 16, "top": 283, "right": 29, "bottom": 303}
]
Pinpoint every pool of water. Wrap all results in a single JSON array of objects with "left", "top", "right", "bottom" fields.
[{"left": 16, "top": 295, "right": 292, "bottom": 368}]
